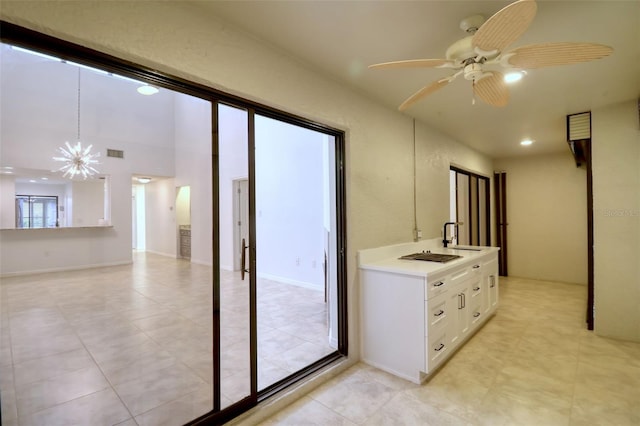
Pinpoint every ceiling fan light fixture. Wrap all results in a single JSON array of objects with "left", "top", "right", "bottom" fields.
[{"left": 504, "top": 71, "right": 524, "bottom": 83}]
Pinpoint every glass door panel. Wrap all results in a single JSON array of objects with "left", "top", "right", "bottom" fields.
[
  {"left": 218, "top": 103, "right": 252, "bottom": 408},
  {"left": 254, "top": 114, "right": 338, "bottom": 390}
]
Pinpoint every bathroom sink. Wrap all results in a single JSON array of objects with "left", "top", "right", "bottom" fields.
[{"left": 399, "top": 251, "right": 462, "bottom": 263}]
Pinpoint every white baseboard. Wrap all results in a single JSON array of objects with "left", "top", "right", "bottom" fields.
[
  {"left": 191, "top": 258, "right": 213, "bottom": 267},
  {"left": 144, "top": 249, "right": 176, "bottom": 258},
  {"left": 257, "top": 272, "right": 322, "bottom": 291},
  {"left": 0, "top": 260, "right": 133, "bottom": 278}
]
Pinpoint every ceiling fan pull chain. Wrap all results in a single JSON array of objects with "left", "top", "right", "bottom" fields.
[{"left": 472, "top": 80, "right": 476, "bottom": 105}]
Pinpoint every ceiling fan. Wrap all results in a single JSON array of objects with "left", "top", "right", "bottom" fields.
[{"left": 369, "top": 0, "right": 613, "bottom": 110}]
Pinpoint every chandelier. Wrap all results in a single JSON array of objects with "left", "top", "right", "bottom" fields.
[{"left": 53, "top": 68, "right": 100, "bottom": 179}]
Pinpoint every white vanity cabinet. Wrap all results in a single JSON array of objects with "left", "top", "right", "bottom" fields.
[{"left": 359, "top": 242, "right": 499, "bottom": 384}]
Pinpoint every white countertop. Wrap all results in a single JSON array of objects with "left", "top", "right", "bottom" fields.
[
  {"left": 358, "top": 239, "right": 499, "bottom": 278},
  {"left": 0, "top": 225, "right": 113, "bottom": 231}
]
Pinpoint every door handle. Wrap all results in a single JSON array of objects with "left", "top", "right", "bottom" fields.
[{"left": 241, "top": 238, "right": 249, "bottom": 280}]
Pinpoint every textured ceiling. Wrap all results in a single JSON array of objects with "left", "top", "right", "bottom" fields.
[{"left": 194, "top": 0, "right": 639, "bottom": 158}]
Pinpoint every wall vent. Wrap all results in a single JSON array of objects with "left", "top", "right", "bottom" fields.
[
  {"left": 107, "top": 149, "right": 124, "bottom": 159},
  {"left": 566, "top": 112, "right": 591, "bottom": 168},
  {"left": 568, "top": 112, "right": 591, "bottom": 140}
]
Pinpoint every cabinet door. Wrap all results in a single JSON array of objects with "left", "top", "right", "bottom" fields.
[
  {"left": 488, "top": 273, "right": 498, "bottom": 312},
  {"left": 482, "top": 257, "right": 498, "bottom": 315},
  {"left": 447, "top": 279, "right": 470, "bottom": 349},
  {"left": 468, "top": 276, "right": 483, "bottom": 328}
]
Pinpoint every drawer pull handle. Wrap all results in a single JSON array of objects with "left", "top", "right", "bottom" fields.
[
  {"left": 434, "top": 343, "right": 445, "bottom": 352},
  {"left": 434, "top": 309, "right": 444, "bottom": 317},
  {"left": 473, "top": 312, "right": 481, "bottom": 318},
  {"left": 473, "top": 264, "right": 480, "bottom": 269},
  {"left": 473, "top": 286, "right": 480, "bottom": 291},
  {"left": 433, "top": 281, "right": 445, "bottom": 287}
]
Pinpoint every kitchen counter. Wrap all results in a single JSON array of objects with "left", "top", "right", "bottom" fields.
[{"left": 358, "top": 239, "right": 499, "bottom": 277}]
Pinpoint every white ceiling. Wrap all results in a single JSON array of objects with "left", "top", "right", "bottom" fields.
[{"left": 194, "top": 0, "right": 639, "bottom": 158}]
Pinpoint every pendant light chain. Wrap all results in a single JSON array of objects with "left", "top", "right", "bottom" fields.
[
  {"left": 53, "top": 65, "right": 100, "bottom": 180},
  {"left": 77, "top": 67, "right": 81, "bottom": 141}
]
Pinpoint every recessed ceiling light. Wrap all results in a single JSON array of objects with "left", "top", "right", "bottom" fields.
[
  {"left": 41, "top": 177, "right": 49, "bottom": 180},
  {"left": 29, "top": 179, "right": 37, "bottom": 183},
  {"left": 137, "top": 85, "right": 159, "bottom": 96},
  {"left": 520, "top": 139, "right": 534, "bottom": 146},
  {"left": 504, "top": 71, "right": 524, "bottom": 84}
]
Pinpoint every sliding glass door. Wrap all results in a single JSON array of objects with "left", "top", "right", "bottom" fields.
[
  {"left": 450, "top": 167, "right": 490, "bottom": 246},
  {"left": 254, "top": 114, "right": 339, "bottom": 391},
  {"left": 2, "top": 23, "right": 347, "bottom": 426},
  {"left": 212, "top": 104, "right": 346, "bottom": 419}
]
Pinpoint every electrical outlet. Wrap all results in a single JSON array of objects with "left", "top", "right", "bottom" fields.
[{"left": 296, "top": 257, "right": 300, "bottom": 266}]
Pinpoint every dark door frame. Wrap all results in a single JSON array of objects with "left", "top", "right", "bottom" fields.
[
  {"left": 450, "top": 166, "right": 491, "bottom": 246},
  {"left": 494, "top": 171, "right": 508, "bottom": 277}
]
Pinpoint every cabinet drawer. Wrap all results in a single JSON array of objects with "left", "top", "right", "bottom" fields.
[
  {"left": 470, "top": 298, "right": 483, "bottom": 327},
  {"left": 426, "top": 294, "right": 448, "bottom": 335},
  {"left": 469, "top": 280, "right": 482, "bottom": 300},
  {"left": 426, "top": 277, "right": 448, "bottom": 298},
  {"left": 427, "top": 332, "right": 449, "bottom": 370},
  {"left": 426, "top": 266, "right": 469, "bottom": 299}
]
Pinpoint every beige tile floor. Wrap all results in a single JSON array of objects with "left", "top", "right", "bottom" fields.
[
  {"left": 259, "top": 276, "right": 640, "bottom": 426},
  {"left": 0, "top": 252, "right": 333, "bottom": 426}
]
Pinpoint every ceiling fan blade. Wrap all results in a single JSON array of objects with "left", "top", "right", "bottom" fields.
[
  {"left": 369, "top": 59, "right": 453, "bottom": 70},
  {"left": 474, "top": 72, "right": 509, "bottom": 107},
  {"left": 398, "top": 79, "right": 450, "bottom": 111},
  {"left": 473, "top": 0, "right": 537, "bottom": 52},
  {"left": 506, "top": 42, "right": 613, "bottom": 69}
]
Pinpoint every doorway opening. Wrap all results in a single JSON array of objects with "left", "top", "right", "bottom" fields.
[{"left": 176, "top": 185, "right": 192, "bottom": 259}]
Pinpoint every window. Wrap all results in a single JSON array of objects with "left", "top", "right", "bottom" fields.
[{"left": 15, "top": 195, "right": 58, "bottom": 228}]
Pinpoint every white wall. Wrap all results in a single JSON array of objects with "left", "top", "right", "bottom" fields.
[
  {"left": 175, "top": 186, "right": 190, "bottom": 227},
  {"left": 255, "top": 115, "right": 325, "bottom": 288},
  {"left": 144, "top": 178, "right": 177, "bottom": 258},
  {"left": 0, "top": 0, "right": 494, "bottom": 370},
  {"left": 173, "top": 94, "right": 212, "bottom": 266},
  {"left": 592, "top": 100, "right": 640, "bottom": 342},
  {"left": 494, "top": 152, "right": 588, "bottom": 285},
  {"left": 0, "top": 175, "right": 16, "bottom": 228},
  {"left": 70, "top": 180, "right": 105, "bottom": 227},
  {"left": 218, "top": 104, "right": 248, "bottom": 271}
]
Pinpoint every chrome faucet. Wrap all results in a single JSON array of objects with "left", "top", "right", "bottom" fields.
[{"left": 443, "top": 222, "right": 463, "bottom": 247}]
